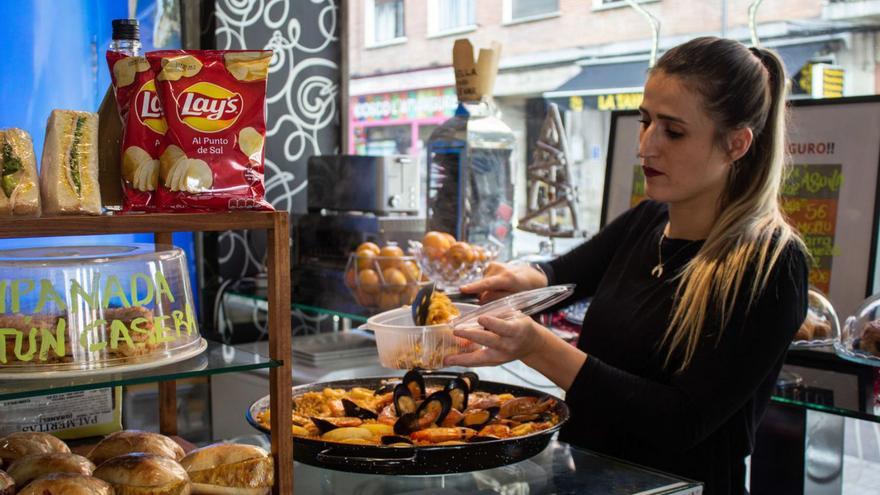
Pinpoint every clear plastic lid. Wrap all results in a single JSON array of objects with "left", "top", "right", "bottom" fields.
[
  {"left": 790, "top": 289, "right": 838, "bottom": 348},
  {"left": 0, "top": 243, "right": 204, "bottom": 377},
  {"left": 836, "top": 291, "right": 880, "bottom": 367},
  {"left": 452, "top": 284, "right": 575, "bottom": 329}
]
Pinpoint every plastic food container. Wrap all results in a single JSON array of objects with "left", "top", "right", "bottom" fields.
[
  {"left": 365, "top": 285, "right": 575, "bottom": 369},
  {"left": 344, "top": 252, "right": 427, "bottom": 312},
  {"left": 0, "top": 244, "right": 204, "bottom": 377},
  {"left": 366, "top": 302, "right": 480, "bottom": 369},
  {"left": 836, "top": 292, "right": 880, "bottom": 367},
  {"left": 790, "top": 289, "right": 838, "bottom": 348},
  {"left": 409, "top": 240, "right": 498, "bottom": 291}
]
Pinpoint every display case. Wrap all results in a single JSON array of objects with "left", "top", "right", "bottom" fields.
[{"left": 0, "top": 211, "right": 292, "bottom": 495}]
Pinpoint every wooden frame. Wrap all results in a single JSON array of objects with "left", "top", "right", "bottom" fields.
[{"left": 0, "top": 211, "right": 293, "bottom": 495}]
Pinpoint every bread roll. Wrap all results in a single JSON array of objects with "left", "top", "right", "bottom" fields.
[
  {"left": 93, "top": 453, "right": 190, "bottom": 495},
  {"left": 7, "top": 452, "right": 95, "bottom": 487},
  {"left": 39, "top": 109, "right": 101, "bottom": 215},
  {"left": 0, "top": 432, "right": 70, "bottom": 466},
  {"left": 88, "top": 430, "right": 185, "bottom": 466},
  {"left": 17, "top": 473, "right": 112, "bottom": 495},
  {"left": 180, "top": 443, "right": 273, "bottom": 494},
  {"left": 0, "top": 470, "right": 13, "bottom": 495}
]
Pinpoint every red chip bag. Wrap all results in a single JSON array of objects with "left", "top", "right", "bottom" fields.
[
  {"left": 146, "top": 50, "right": 273, "bottom": 212},
  {"left": 107, "top": 52, "right": 166, "bottom": 211}
]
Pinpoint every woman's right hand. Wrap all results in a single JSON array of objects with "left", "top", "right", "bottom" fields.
[{"left": 460, "top": 262, "right": 548, "bottom": 303}]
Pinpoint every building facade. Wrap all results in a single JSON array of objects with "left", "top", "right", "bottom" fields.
[{"left": 348, "top": 0, "right": 880, "bottom": 254}]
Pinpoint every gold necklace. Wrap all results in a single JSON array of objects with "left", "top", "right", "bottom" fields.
[
  {"left": 651, "top": 232, "right": 667, "bottom": 278},
  {"left": 651, "top": 227, "right": 690, "bottom": 278}
]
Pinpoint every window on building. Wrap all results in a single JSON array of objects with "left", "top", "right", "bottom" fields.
[
  {"left": 594, "top": 0, "right": 656, "bottom": 8},
  {"left": 432, "top": 0, "right": 475, "bottom": 33},
  {"left": 510, "top": 0, "right": 559, "bottom": 20},
  {"left": 372, "top": 0, "right": 405, "bottom": 44}
]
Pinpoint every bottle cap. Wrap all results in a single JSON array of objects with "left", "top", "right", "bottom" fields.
[{"left": 112, "top": 19, "right": 140, "bottom": 41}]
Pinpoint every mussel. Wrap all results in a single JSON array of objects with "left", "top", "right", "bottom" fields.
[
  {"left": 393, "top": 383, "right": 418, "bottom": 416},
  {"left": 394, "top": 391, "right": 453, "bottom": 435},
  {"left": 418, "top": 391, "right": 453, "bottom": 426},
  {"left": 394, "top": 412, "right": 420, "bottom": 436},
  {"left": 374, "top": 382, "right": 397, "bottom": 396},
  {"left": 342, "top": 398, "right": 378, "bottom": 420},
  {"left": 460, "top": 406, "right": 499, "bottom": 429},
  {"left": 460, "top": 371, "right": 479, "bottom": 392},
  {"left": 444, "top": 377, "right": 470, "bottom": 411},
  {"left": 310, "top": 417, "right": 339, "bottom": 435},
  {"left": 402, "top": 368, "right": 426, "bottom": 400},
  {"left": 380, "top": 435, "right": 414, "bottom": 446}
]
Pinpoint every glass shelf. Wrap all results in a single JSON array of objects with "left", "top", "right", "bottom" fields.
[
  {"left": 771, "top": 396, "right": 880, "bottom": 424},
  {"left": 227, "top": 288, "right": 370, "bottom": 324},
  {"left": 0, "top": 340, "right": 280, "bottom": 401}
]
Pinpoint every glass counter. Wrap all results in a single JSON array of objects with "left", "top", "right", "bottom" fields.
[{"left": 292, "top": 438, "right": 701, "bottom": 495}]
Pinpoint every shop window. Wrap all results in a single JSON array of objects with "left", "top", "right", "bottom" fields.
[
  {"left": 428, "top": 0, "right": 476, "bottom": 36},
  {"left": 505, "top": 0, "right": 559, "bottom": 23},
  {"left": 367, "top": 0, "right": 406, "bottom": 46}
]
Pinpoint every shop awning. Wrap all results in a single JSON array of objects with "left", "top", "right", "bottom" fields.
[
  {"left": 544, "top": 40, "right": 832, "bottom": 111},
  {"left": 543, "top": 60, "right": 649, "bottom": 108}
]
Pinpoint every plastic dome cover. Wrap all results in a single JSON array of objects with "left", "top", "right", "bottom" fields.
[
  {"left": 791, "top": 288, "right": 838, "bottom": 348},
  {"left": 0, "top": 244, "right": 202, "bottom": 374},
  {"left": 836, "top": 291, "right": 880, "bottom": 367}
]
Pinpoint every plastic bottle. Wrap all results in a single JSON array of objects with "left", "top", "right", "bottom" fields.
[{"left": 110, "top": 19, "right": 141, "bottom": 55}]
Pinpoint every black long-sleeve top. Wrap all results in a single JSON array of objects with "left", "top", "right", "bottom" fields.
[{"left": 541, "top": 200, "right": 808, "bottom": 495}]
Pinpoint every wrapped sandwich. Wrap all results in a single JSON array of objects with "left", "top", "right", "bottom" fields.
[
  {"left": 40, "top": 110, "right": 102, "bottom": 215},
  {"left": 0, "top": 128, "right": 40, "bottom": 216}
]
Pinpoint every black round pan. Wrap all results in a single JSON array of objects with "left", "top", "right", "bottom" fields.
[{"left": 247, "top": 373, "right": 569, "bottom": 475}]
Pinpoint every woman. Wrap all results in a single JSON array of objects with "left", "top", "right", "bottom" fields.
[{"left": 445, "top": 37, "right": 808, "bottom": 495}]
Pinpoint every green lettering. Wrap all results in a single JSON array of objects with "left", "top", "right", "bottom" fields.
[
  {"left": 80, "top": 318, "right": 108, "bottom": 352},
  {"left": 154, "top": 272, "right": 175, "bottom": 303},
  {"left": 171, "top": 310, "right": 186, "bottom": 337},
  {"left": 11, "top": 279, "right": 35, "bottom": 313},
  {"left": 109, "top": 319, "right": 135, "bottom": 350},
  {"left": 185, "top": 303, "right": 196, "bottom": 336},
  {"left": 14, "top": 327, "right": 37, "bottom": 362},
  {"left": 35, "top": 279, "right": 67, "bottom": 313},
  {"left": 0, "top": 328, "right": 16, "bottom": 363},
  {"left": 39, "top": 318, "right": 66, "bottom": 361},
  {"left": 70, "top": 275, "right": 101, "bottom": 311},
  {"left": 130, "top": 272, "right": 155, "bottom": 307},
  {"left": 0, "top": 280, "right": 6, "bottom": 313},
  {"left": 153, "top": 315, "right": 176, "bottom": 344},
  {"left": 130, "top": 317, "right": 155, "bottom": 344},
  {"left": 102, "top": 275, "right": 130, "bottom": 308}
]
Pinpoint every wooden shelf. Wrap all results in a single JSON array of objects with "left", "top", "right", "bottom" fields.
[
  {"left": 0, "top": 211, "right": 280, "bottom": 238},
  {"left": 0, "top": 211, "right": 293, "bottom": 495}
]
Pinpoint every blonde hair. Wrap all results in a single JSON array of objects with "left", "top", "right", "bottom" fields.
[{"left": 652, "top": 38, "right": 806, "bottom": 372}]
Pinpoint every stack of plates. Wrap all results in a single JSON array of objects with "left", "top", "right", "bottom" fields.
[{"left": 291, "top": 332, "right": 378, "bottom": 366}]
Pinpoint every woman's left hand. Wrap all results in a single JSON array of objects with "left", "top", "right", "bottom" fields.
[{"left": 443, "top": 314, "right": 551, "bottom": 367}]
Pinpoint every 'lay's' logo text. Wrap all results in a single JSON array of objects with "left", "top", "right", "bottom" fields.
[
  {"left": 135, "top": 80, "right": 167, "bottom": 135},
  {"left": 177, "top": 82, "right": 243, "bottom": 133}
]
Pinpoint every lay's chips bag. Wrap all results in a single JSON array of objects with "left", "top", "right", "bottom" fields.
[
  {"left": 146, "top": 50, "right": 273, "bottom": 212},
  {"left": 107, "top": 52, "right": 167, "bottom": 211}
]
